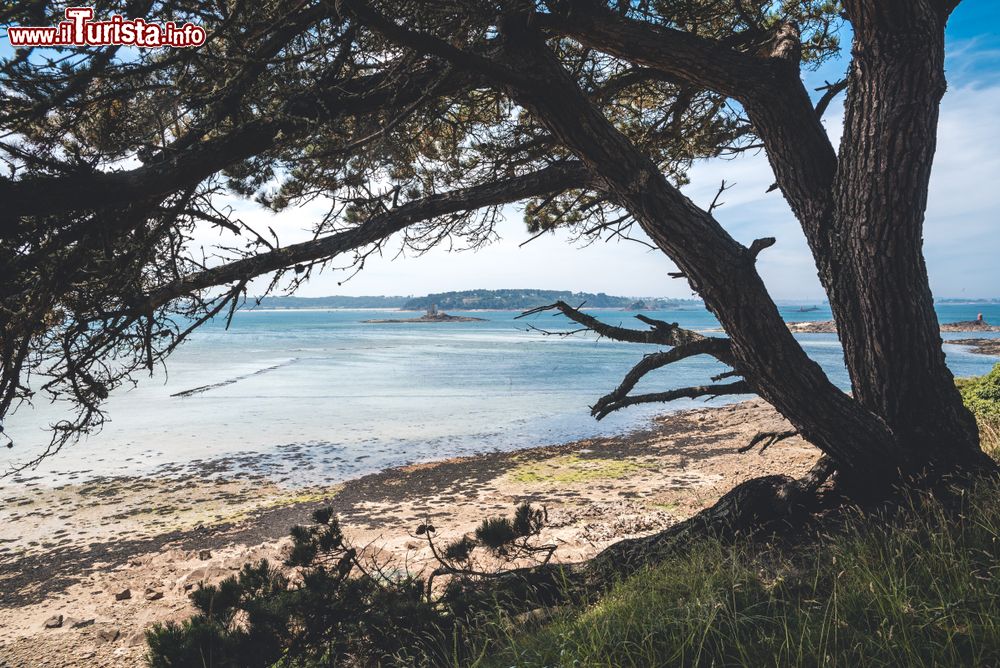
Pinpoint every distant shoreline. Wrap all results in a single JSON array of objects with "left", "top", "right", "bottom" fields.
[{"left": 242, "top": 306, "right": 685, "bottom": 313}]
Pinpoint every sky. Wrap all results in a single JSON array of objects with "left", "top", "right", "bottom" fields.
[
  {"left": 232, "top": 2, "right": 1000, "bottom": 300},
  {"left": 4, "top": 4, "right": 999, "bottom": 300}
]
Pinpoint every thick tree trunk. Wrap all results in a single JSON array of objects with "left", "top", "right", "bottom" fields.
[
  {"left": 493, "top": 25, "right": 904, "bottom": 488},
  {"left": 539, "top": 3, "right": 989, "bottom": 478},
  {"left": 829, "top": 1, "right": 984, "bottom": 472}
]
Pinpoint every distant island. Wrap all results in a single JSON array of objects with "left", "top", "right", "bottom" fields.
[
  {"left": 403, "top": 290, "right": 699, "bottom": 311},
  {"left": 363, "top": 306, "right": 486, "bottom": 324},
  {"left": 254, "top": 290, "right": 701, "bottom": 311}
]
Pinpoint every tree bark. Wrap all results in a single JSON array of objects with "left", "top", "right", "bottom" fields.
[
  {"left": 829, "top": 0, "right": 984, "bottom": 471},
  {"left": 491, "top": 22, "right": 904, "bottom": 487},
  {"left": 538, "top": 2, "right": 991, "bottom": 479}
]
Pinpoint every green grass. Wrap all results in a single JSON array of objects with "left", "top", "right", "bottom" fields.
[
  {"left": 472, "top": 479, "right": 1000, "bottom": 668},
  {"left": 463, "top": 366, "right": 1000, "bottom": 668},
  {"left": 508, "top": 453, "right": 653, "bottom": 485}
]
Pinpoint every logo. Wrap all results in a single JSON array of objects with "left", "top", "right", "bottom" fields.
[{"left": 7, "top": 7, "right": 206, "bottom": 48}]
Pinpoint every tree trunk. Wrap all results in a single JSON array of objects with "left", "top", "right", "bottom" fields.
[
  {"left": 493, "top": 24, "right": 906, "bottom": 488},
  {"left": 829, "top": 1, "right": 984, "bottom": 472}
]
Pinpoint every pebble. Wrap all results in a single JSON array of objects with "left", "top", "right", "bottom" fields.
[
  {"left": 43, "top": 614, "right": 63, "bottom": 629},
  {"left": 144, "top": 588, "right": 163, "bottom": 601},
  {"left": 114, "top": 588, "right": 131, "bottom": 601}
]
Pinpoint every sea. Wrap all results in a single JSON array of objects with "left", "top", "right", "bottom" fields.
[{"left": 4, "top": 303, "right": 999, "bottom": 487}]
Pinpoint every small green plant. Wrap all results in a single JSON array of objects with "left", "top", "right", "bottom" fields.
[
  {"left": 147, "top": 503, "right": 555, "bottom": 667},
  {"left": 958, "top": 362, "right": 1000, "bottom": 421},
  {"left": 146, "top": 507, "right": 447, "bottom": 667},
  {"left": 473, "top": 478, "right": 1000, "bottom": 668}
]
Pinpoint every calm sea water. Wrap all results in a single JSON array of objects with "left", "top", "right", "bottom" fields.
[{"left": 4, "top": 303, "right": 999, "bottom": 486}]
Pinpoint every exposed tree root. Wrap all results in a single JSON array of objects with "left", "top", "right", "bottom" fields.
[{"left": 467, "top": 458, "right": 841, "bottom": 608}]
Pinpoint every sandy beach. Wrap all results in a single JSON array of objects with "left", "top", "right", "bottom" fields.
[{"left": 2, "top": 400, "right": 822, "bottom": 666}]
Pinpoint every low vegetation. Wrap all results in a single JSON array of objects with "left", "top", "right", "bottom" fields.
[
  {"left": 147, "top": 365, "right": 1000, "bottom": 667},
  {"left": 507, "top": 453, "right": 652, "bottom": 485},
  {"left": 472, "top": 365, "right": 1000, "bottom": 667},
  {"left": 476, "top": 478, "right": 1000, "bottom": 667},
  {"left": 958, "top": 363, "right": 1000, "bottom": 424}
]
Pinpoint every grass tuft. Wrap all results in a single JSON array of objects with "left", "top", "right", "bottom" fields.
[
  {"left": 465, "top": 367, "right": 1000, "bottom": 667},
  {"left": 473, "top": 478, "right": 1000, "bottom": 668},
  {"left": 508, "top": 454, "right": 652, "bottom": 485}
]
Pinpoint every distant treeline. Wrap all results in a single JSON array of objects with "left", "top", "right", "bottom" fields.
[
  {"left": 402, "top": 290, "right": 699, "bottom": 311},
  {"left": 253, "top": 290, "right": 701, "bottom": 311}
]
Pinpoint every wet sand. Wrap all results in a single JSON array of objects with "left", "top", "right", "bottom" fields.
[{"left": 0, "top": 400, "right": 819, "bottom": 667}]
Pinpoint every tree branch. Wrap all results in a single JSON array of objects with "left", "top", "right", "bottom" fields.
[
  {"left": 534, "top": 7, "right": 778, "bottom": 102},
  {"left": 815, "top": 79, "right": 848, "bottom": 119},
  {"left": 738, "top": 429, "right": 799, "bottom": 454},
  {"left": 591, "top": 343, "right": 735, "bottom": 419},
  {"left": 141, "top": 163, "right": 590, "bottom": 310},
  {"left": 592, "top": 381, "right": 751, "bottom": 420},
  {"left": 0, "top": 65, "right": 474, "bottom": 231},
  {"left": 517, "top": 301, "right": 711, "bottom": 348}
]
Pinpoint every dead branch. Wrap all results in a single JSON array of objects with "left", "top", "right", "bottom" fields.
[
  {"left": 591, "top": 341, "right": 735, "bottom": 418},
  {"left": 707, "top": 179, "right": 734, "bottom": 214},
  {"left": 517, "top": 301, "right": 711, "bottom": 348},
  {"left": 592, "top": 380, "right": 751, "bottom": 420},
  {"left": 815, "top": 79, "right": 848, "bottom": 119},
  {"left": 747, "top": 237, "right": 776, "bottom": 260}
]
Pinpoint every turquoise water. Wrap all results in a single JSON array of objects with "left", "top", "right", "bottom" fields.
[{"left": 4, "top": 303, "right": 999, "bottom": 485}]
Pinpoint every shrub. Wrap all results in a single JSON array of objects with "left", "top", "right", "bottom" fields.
[
  {"left": 958, "top": 362, "right": 1000, "bottom": 422},
  {"left": 146, "top": 503, "right": 554, "bottom": 667},
  {"left": 146, "top": 508, "right": 449, "bottom": 667}
]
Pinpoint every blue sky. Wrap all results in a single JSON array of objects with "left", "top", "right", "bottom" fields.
[
  {"left": 276, "top": 2, "right": 1000, "bottom": 300},
  {"left": 4, "top": 5, "right": 998, "bottom": 300}
]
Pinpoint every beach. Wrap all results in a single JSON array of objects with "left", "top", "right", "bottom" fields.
[
  {"left": 2, "top": 305, "right": 998, "bottom": 666},
  {"left": 0, "top": 399, "right": 820, "bottom": 667}
]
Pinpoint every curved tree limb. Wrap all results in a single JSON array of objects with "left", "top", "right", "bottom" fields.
[
  {"left": 533, "top": 7, "right": 781, "bottom": 102},
  {"left": 738, "top": 429, "right": 799, "bottom": 454},
  {"left": 814, "top": 79, "right": 848, "bottom": 119},
  {"left": 591, "top": 343, "right": 736, "bottom": 419},
  {"left": 517, "top": 300, "right": 711, "bottom": 348},
  {"left": 137, "top": 162, "right": 591, "bottom": 310},
  {"left": 0, "top": 64, "right": 475, "bottom": 232},
  {"left": 591, "top": 380, "right": 751, "bottom": 420}
]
